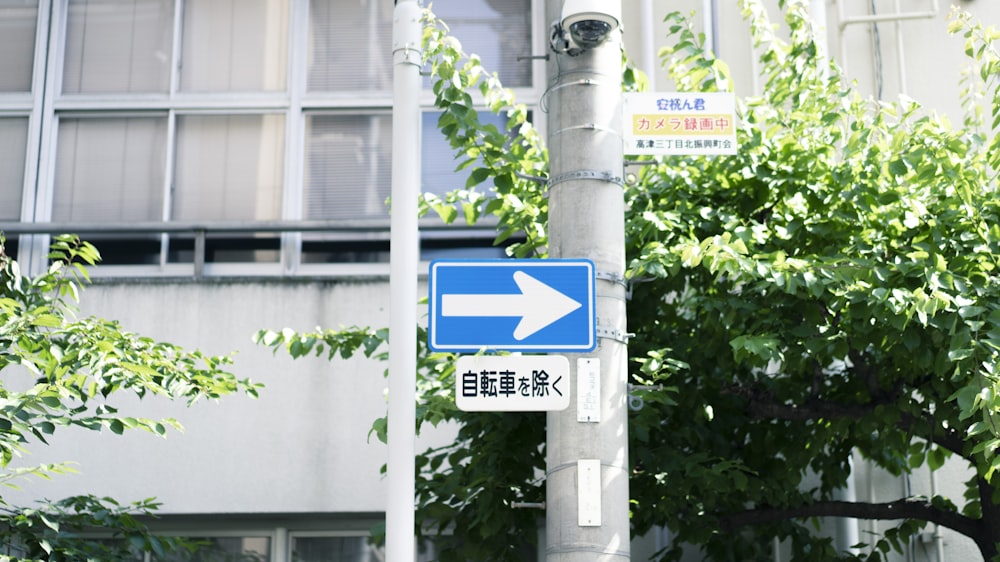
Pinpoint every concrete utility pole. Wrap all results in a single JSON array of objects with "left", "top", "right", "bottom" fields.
[{"left": 545, "top": 1, "right": 629, "bottom": 560}]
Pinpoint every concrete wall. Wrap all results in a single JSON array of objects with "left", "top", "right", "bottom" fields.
[{"left": 8, "top": 278, "right": 419, "bottom": 515}]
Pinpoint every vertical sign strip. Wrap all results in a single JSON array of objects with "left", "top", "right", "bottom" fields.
[
  {"left": 577, "top": 459, "right": 602, "bottom": 527},
  {"left": 577, "top": 358, "right": 600, "bottom": 422}
]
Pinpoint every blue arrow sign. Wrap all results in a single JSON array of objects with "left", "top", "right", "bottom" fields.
[{"left": 428, "top": 259, "right": 595, "bottom": 352}]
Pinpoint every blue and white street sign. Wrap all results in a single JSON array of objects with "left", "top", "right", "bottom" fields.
[{"left": 428, "top": 259, "right": 595, "bottom": 352}]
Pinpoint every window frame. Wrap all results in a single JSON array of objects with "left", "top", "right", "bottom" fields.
[{"left": 6, "top": 0, "right": 546, "bottom": 277}]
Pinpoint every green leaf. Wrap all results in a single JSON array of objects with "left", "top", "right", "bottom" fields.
[
  {"left": 434, "top": 203, "right": 458, "bottom": 224},
  {"left": 368, "top": 416, "right": 388, "bottom": 444},
  {"left": 108, "top": 419, "right": 125, "bottom": 435},
  {"left": 30, "top": 314, "right": 62, "bottom": 328},
  {"left": 927, "top": 447, "right": 947, "bottom": 471},
  {"left": 466, "top": 167, "right": 491, "bottom": 188}
]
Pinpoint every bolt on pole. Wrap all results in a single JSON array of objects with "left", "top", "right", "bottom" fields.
[{"left": 545, "top": 1, "right": 630, "bottom": 560}]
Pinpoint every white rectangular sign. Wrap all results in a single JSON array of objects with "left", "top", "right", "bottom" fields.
[
  {"left": 623, "top": 91, "right": 737, "bottom": 156},
  {"left": 455, "top": 355, "right": 570, "bottom": 412},
  {"left": 577, "top": 358, "right": 600, "bottom": 423},
  {"left": 578, "top": 459, "right": 602, "bottom": 527}
]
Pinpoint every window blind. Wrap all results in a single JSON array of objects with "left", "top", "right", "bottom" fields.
[
  {"left": 0, "top": 118, "right": 28, "bottom": 220},
  {"left": 173, "top": 114, "right": 285, "bottom": 221},
  {"left": 303, "top": 113, "right": 392, "bottom": 220},
  {"left": 180, "top": 0, "right": 289, "bottom": 92},
  {"left": 52, "top": 116, "right": 167, "bottom": 222},
  {"left": 63, "top": 0, "right": 174, "bottom": 94},
  {"left": 0, "top": 0, "right": 37, "bottom": 93}
]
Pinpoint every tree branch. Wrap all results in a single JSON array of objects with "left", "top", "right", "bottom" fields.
[
  {"left": 740, "top": 389, "right": 968, "bottom": 460},
  {"left": 719, "top": 499, "right": 984, "bottom": 546},
  {"left": 976, "top": 477, "right": 1000, "bottom": 561}
]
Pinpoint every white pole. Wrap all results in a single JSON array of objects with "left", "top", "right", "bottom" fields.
[
  {"left": 930, "top": 467, "right": 945, "bottom": 561},
  {"left": 809, "top": 0, "right": 829, "bottom": 58},
  {"left": 389, "top": 2, "right": 422, "bottom": 561},
  {"left": 834, "top": 455, "right": 860, "bottom": 555},
  {"left": 702, "top": 0, "right": 717, "bottom": 55},
  {"left": 892, "top": 0, "right": 908, "bottom": 96},
  {"left": 641, "top": 0, "right": 656, "bottom": 89}
]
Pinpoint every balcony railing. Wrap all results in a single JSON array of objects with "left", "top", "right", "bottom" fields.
[{"left": 0, "top": 219, "right": 510, "bottom": 279}]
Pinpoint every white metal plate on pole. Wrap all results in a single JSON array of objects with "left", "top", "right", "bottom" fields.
[
  {"left": 455, "top": 355, "right": 570, "bottom": 411},
  {"left": 428, "top": 259, "right": 596, "bottom": 352},
  {"left": 576, "top": 357, "right": 600, "bottom": 422},
  {"left": 577, "top": 459, "right": 602, "bottom": 527}
]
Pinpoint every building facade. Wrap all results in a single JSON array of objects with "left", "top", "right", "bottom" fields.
[{"left": 1, "top": 1, "right": 998, "bottom": 561}]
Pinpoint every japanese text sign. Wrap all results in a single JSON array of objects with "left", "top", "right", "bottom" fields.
[
  {"left": 455, "top": 355, "right": 570, "bottom": 412},
  {"left": 623, "top": 91, "right": 737, "bottom": 156}
]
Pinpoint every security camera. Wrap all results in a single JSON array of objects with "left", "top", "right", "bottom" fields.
[{"left": 561, "top": 0, "right": 620, "bottom": 49}]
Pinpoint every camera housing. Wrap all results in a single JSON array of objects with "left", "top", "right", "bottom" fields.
[{"left": 560, "top": 0, "right": 621, "bottom": 49}]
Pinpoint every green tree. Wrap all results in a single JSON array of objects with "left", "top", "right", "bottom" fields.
[
  {"left": 0, "top": 235, "right": 261, "bottom": 560},
  {"left": 257, "top": 1, "right": 1000, "bottom": 560}
]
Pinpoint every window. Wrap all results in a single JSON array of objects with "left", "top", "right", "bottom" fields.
[
  {"left": 0, "top": 0, "right": 38, "bottom": 231},
  {"left": 63, "top": 0, "right": 174, "bottom": 94},
  {"left": 421, "top": 110, "right": 510, "bottom": 197},
  {"left": 158, "top": 537, "right": 271, "bottom": 562},
  {"left": 424, "top": 1, "right": 532, "bottom": 89},
  {"left": 290, "top": 534, "right": 440, "bottom": 562},
  {"left": 0, "top": 118, "right": 29, "bottom": 221},
  {"left": 307, "top": 0, "right": 392, "bottom": 93},
  {"left": 303, "top": 113, "right": 392, "bottom": 221},
  {"left": 173, "top": 114, "right": 285, "bottom": 222},
  {"left": 180, "top": 0, "right": 289, "bottom": 93},
  {"left": 290, "top": 536, "right": 379, "bottom": 562},
  {"left": 53, "top": 116, "right": 167, "bottom": 222},
  {"left": 3, "top": 0, "right": 539, "bottom": 274},
  {"left": 0, "top": 0, "right": 37, "bottom": 93}
]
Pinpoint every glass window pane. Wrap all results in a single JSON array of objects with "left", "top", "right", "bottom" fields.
[
  {"left": 307, "top": 0, "right": 530, "bottom": 93},
  {"left": 157, "top": 537, "right": 270, "bottom": 562},
  {"left": 0, "top": 117, "right": 29, "bottom": 221},
  {"left": 290, "top": 536, "right": 381, "bottom": 562},
  {"left": 303, "top": 114, "right": 391, "bottom": 219},
  {"left": 421, "top": 110, "right": 508, "bottom": 197},
  {"left": 52, "top": 116, "right": 167, "bottom": 222},
  {"left": 0, "top": 0, "right": 38, "bottom": 92},
  {"left": 430, "top": 1, "right": 532, "bottom": 88},
  {"left": 307, "top": 0, "right": 392, "bottom": 92},
  {"left": 180, "top": 0, "right": 289, "bottom": 92},
  {"left": 173, "top": 114, "right": 284, "bottom": 221},
  {"left": 63, "top": 0, "right": 174, "bottom": 94}
]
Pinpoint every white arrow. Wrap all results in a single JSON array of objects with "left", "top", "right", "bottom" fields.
[{"left": 441, "top": 271, "right": 583, "bottom": 340}]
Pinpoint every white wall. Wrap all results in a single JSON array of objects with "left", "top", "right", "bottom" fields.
[
  {"left": 7, "top": 279, "right": 438, "bottom": 515},
  {"left": 622, "top": 0, "right": 1000, "bottom": 121}
]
